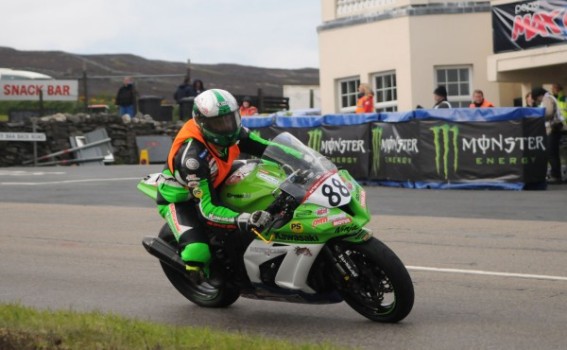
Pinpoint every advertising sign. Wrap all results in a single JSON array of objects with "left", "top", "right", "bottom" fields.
[
  {"left": 244, "top": 109, "right": 548, "bottom": 188},
  {"left": 0, "top": 80, "right": 79, "bottom": 101},
  {"left": 418, "top": 119, "right": 547, "bottom": 183},
  {"left": 305, "top": 124, "right": 370, "bottom": 179},
  {"left": 370, "top": 122, "right": 420, "bottom": 181},
  {"left": 245, "top": 125, "right": 371, "bottom": 179},
  {"left": 492, "top": 0, "right": 567, "bottom": 53}
]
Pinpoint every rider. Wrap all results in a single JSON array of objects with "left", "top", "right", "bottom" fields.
[{"left": 156, "top": 88, "right": 272, "bottom": 277}]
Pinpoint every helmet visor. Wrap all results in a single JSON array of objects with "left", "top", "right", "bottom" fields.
[{"left": 201, "top": 112, "right": 241, "bottom": 135}]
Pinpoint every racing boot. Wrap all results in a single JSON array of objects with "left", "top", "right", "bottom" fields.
[{"left": 180, "top": 242, "right": 223, "bottom": 288}]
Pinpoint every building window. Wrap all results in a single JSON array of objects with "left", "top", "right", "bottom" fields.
[
  {"left": 373, "top": 71, "right": 397, "bottom": 112},
  {"left": 435, "top": 66, "right": 472, "bottom": 108},
  {"left": 338, "top": 77, "right": 360, "bottom": 112}
]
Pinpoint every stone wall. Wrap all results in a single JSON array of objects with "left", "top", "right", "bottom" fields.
[{"left": 0, "top": 113, "right": 182, "bottom": 167}]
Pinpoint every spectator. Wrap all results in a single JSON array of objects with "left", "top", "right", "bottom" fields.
[
  {"left": 532, "top": 87, "right": 564, "bottom": 183},
  {"left": 239, "top": 96, "right": 258, "bottom": 116},
  {"left": 115, "top": 77, "right": 138, "bottom": 117},
  {"left": 433, "top": 86, "right": 451, "bottom": 109},
  {"left": 525, "top": 92, "right": 534, "bottom": 107},
  {"left": 174, "top": 77, "right": 197, "bottom": 121},
  {"left": 355, "top": 83, "right": 374, "bottom": 113},
  {"left": 469, "top": 89, "right": 494, "bottom": 108},
  {"left": 193, "top": 79, "right": 205, "bottom": 95},
  {"left": 551, "top": 83, "right": 567, "bottom": 123},
  {"left": 173, "top": 77, "right": 196, "bottom": 104}
]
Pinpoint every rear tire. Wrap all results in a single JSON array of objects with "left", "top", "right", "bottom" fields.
[
  {"left": 331, "top": 237, "right": 414, "bottom": 322},
  {"left": 157, "top": 224, "right": 240, "bottom": 308}
]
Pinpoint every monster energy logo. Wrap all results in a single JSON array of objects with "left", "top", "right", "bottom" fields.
[
  {"left": 371, "top": 126, "right": 383, "bottom": 175},
  {"left": 430, "top": 124, "right": 459, "bottom": 179},
  {"left": 307, "top": 129, "right": 322, "bottom": 152}
]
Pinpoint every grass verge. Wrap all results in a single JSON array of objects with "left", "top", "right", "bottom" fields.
[{"left": 0, "top": 303, "right": 347, "bottom": 350}]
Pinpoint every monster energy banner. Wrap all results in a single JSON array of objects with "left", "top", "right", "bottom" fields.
[
  {"left": 305, "top": 125, "right": 370, "bottom": 179},
  {"left": 241, "top": 125, "right": 370, "bottom": 178},
  {"left": 419, "top": 119, "right": 547, "bottom": 183},
  {"left": 244, "top": 112, "right": 547, "bottom": 188},
  {"left": 370, "top": 122, "right": 420, "bottom": 181}
]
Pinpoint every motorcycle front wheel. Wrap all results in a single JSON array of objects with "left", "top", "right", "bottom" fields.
[
  {"left": 330, "top": 237, "right": 414, "bottom": 323},
  {"left": 157, "top": 224, "right": 240, "bottom": 308}
]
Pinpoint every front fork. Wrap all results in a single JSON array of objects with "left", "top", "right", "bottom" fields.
[{"left": 323, "top": 243, "right": 361, "bottom": 283}]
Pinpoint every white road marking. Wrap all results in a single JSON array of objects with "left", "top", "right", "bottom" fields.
[
  {"left": 407, "top": 266, "right": 567, "bottom": 282},
  {"left": 1, "top": 177, "right": 565, "bottom": 283},
  {"left": 0, "top": 170, "right": 66, "bottom": 176},
  {"left": 0, "top": 177, "right": 141, "bottom": 185}
]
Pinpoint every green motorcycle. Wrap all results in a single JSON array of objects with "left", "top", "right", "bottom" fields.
[{"left": 139, "top": 132, "right": 414, "bottom": 323}]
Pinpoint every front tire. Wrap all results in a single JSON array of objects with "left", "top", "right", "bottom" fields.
[
  {"left": 157, "top": 224, "right": 240, "bottom": 308},
  {"left": 330, "top": 237, "right": 414, "bottom": 322}
]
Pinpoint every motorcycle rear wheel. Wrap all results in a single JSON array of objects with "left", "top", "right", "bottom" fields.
[
  {"left": 333, "top": 237, "right": 414, "bottom": 322},
  {"left": 157, "top": 224, "right": 240, "bottom": 308}
]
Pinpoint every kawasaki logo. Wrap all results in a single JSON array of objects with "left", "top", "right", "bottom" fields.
[
  {"left": 371, "top": 126, "right": 383, "bottom": 175},
  {"left": 226, "top": 193, "right": 251, "bottom": 199},
  {"left": 275, "top": 233, "right": 319, "bottom": 242},
  {"left": 430, "top": 124, "right": 459, "bottom": 180}
]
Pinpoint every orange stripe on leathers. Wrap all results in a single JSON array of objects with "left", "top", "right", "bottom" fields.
[{"left": 167, "top": 119, "right": 240, "bottom": 188}]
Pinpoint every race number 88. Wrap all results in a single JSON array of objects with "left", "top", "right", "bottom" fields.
[{"left": 321, "top": 178, "right": 350, "bottom": 206}]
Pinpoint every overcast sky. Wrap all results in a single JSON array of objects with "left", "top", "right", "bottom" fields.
[{"left": 1, "top": 0, "right": 321, "bottom": 69}]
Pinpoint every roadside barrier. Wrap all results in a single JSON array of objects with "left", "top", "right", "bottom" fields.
[{"left": 243, "top": 107, "right": 548, "bottom": 190}]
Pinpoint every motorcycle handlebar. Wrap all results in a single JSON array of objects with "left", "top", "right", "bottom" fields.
[{"left": 257, "top": 189, "right": 299, "bottom": 238}]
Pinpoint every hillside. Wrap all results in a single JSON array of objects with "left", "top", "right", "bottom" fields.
[{"left": 0, "top": 47, "right": 319, "bottom": 103}]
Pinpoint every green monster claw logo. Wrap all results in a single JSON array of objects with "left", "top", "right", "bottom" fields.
[
  {"left": 371, "top": 126, "right": 383, "bottom": 175},
  {"left": 307, "top": 129, "right": 322, "bottom": 152},
  {"left": 430, "top": 124, "right": 459, "bottom": 179}
]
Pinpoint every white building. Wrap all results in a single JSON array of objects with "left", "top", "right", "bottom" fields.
[
  {"left": 317, "top": 0, "right": 567, "bottom": 114},
  {"left": 283, "top": 85, "right": 321, "bottom": 111}
]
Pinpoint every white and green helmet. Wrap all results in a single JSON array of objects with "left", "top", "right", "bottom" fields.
[{"left": 193, "top": 89, "right": 242, "bottom": 147}]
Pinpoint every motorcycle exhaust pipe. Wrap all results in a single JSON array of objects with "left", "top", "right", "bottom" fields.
[{"left": 142, "top": 236, "right": 187, "bottom": 273}]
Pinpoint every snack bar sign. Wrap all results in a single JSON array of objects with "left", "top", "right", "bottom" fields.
[{"left": 0, "top": 80, "right": 79, "bottom": 101}]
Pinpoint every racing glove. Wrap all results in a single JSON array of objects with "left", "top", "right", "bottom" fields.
[{"left": 237, "top": 210, "right": 272, "bottom": 232}]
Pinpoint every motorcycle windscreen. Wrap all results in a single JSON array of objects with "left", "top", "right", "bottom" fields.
[{"left": 261, "top": 132, "right": 350, "bottom": 206}]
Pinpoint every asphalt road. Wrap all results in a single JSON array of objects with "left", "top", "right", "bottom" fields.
[{"left": 1, "top": 165, "right": 566, "bottom": 349}]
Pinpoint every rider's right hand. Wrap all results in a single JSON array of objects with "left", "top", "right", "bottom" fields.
[{"left": 237, "top": 211, "right": 272, "bottom": 232}]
